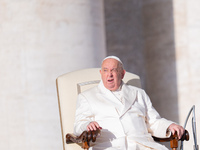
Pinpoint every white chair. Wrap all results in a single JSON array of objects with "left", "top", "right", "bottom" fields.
[
  {"left": 56, "top": 68, "right": 141, "bottom": 150},
  {"left": 56, "top": 68, "right": 189, "bottom": 150}
]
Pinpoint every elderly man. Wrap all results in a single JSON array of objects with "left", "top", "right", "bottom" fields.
[{"left": 74, "top": 56, "right": 185, "bottom": 150}]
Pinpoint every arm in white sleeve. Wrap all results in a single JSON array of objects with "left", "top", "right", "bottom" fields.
[
  {"left": 73, "top": 93, "right": 95, "bottom": 136},
  {"left": 143, "top": 90, "right": 174, "bottom": 137}
]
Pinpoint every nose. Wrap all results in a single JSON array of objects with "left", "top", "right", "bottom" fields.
[{"left": 108, "top": 70, "right": 113, "bottom": 77}]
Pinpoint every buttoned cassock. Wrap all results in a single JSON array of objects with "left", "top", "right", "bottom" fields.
[{"left": 74, "top": 81, "right": 174, "bottom": 150}]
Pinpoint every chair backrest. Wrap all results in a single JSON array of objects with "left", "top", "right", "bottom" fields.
[{"left": 56, "top": 68, "right": 141, "bottom": 150}]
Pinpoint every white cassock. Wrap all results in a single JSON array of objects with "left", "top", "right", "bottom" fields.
[{"left": 74, "top": 80, "right": 174, "bottom": 150}]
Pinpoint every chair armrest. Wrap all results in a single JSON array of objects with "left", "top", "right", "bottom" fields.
[
  {"left": 66, "top": 129, "right": 189, "bottom": 150},
  {"left": 66, "top": 129, "right": 101, "bottom": 150},
  {"left": 152, "top": 129, "right": 189, "bottom": 142},
  {"left": 153, "top": 130, "right": 189, "bottom": 150}
]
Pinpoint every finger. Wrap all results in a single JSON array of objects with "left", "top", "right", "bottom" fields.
[
  {"left": 170, "top": 128, "right": 175, "bottom": 135},
  {"left": 179, "top": 128, "right": 185, "bottom": 139},
  {"left": 92, "top": 122, "right": 100, "bottom": 130},
  {"left": 93, "top": 122, "right": 101, "bottom": 129},
  {"left": 176, "top": 129, "right": 180, "bottom": 139},
  {"left": 90, "top": 123, "right": 97, "bottom": 131},
  {"left": 178, "top": 129, "right": 182, "bottom": 139},
  {"left": 87, "top": 122, "right": 102, "bottom": 131},
  {"left": 87, "top": 123, "right": 95, "bottom": 131},
  {"left": 88, "top": 125, "right": 95, "bottom": 131},
  {"left": 92, "top": 122, "right": 102, "bottom": 130},
  {"left": 87, "top": 125, "right": 91, "bottom": 131},
  {"left": 87, "top": 124, "right": 92, "bottom": 131},
  {"left": 177, "top": 127, "right": 183, "bottom": 139},
  {"left": 93, "top": 122, "right": 100, "bottom": 128}
]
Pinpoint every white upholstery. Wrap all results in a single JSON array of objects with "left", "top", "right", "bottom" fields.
[{"left": 56, "top": 68, "right": 141, "bottom": 150}]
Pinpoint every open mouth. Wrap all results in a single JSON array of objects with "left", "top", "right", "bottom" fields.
[{"left": 107, "top": 79, "right": 114, "bottom": 83}]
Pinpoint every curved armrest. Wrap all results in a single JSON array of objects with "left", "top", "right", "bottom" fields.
[
  {"left": 66, "top": 129, "right": 101, "bottom": 150},
  {"left": 152, "top": 130, "right": 189, "bottom": 142},
  {"left": 152, "top": 130, "right": 189, "bottom": 150}
]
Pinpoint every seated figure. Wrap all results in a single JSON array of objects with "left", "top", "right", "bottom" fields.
[{"left": 73, "top": 56, "right": 185, "bottom": 150}]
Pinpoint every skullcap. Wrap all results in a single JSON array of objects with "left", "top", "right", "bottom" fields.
[{"left": 102, "top": 56, "right": 123, "bottom": 65}]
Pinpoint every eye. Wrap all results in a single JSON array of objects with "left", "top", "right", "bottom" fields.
[
  {"left": 103, "top": 69, "right": 108, "bottom": 72},
  {"left": 112, "top": 68, "right": 118, "bottom": 72}
]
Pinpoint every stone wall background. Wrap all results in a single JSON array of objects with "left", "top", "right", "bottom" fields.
[
  {"left": 0, "top": 0, "right": 106, "bottom": 150},
  {"left": 0, "top": 0, "right": 199, "bottom": 150}
]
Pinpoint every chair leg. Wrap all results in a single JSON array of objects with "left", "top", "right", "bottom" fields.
[
  {"left": 82, "top": 141, "right": 89, "bottom": 150},
  {"left": 170, "top": 137, "right": 178, "bottom": 150}
]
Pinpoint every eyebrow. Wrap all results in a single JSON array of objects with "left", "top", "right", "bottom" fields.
[{"left": 102, "top": 67, "right": 118, "bottom": 70}]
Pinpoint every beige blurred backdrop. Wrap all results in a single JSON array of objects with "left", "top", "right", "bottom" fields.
[{"left": 0, "top": 0, "right": 199, "bottom": 150}]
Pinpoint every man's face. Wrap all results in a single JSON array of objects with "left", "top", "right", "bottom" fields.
[{"left": 100, "top": 58, "right": 125, "bottom": 91}]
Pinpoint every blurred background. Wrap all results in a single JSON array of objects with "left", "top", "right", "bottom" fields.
[{"left": 0, "top": 0, "right": 199, "bottom": 149}]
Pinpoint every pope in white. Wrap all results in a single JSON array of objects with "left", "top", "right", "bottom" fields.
[{"left": 74, "top": 56, "right": 185, "bottom": 150}]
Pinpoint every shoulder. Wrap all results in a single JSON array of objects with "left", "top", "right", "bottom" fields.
[
  {"left": 123, "top": 83, "right": 145, "bottom": 93},
  {"left": 123, "top": 84, "right": 149, "bottom": 101}
]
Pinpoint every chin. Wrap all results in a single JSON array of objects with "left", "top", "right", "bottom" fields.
[
  {"left": 106, "top": 86, "right": 114, "bottom": 90},
  {"left": 109, "top": 87, "right": 118, "bottom": 91}
]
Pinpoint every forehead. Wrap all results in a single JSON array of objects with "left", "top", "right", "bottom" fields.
[{"left": 102, "top": 58, "right": 119, "bottom": 68}]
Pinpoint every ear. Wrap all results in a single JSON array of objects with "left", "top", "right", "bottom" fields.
[{"left": 121, "top": 70, "right": 126, "bottom": 79}]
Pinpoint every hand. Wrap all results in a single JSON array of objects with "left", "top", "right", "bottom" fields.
[
  {"left": 168, "top": 123, "right": 185, "bottom": 139},
  {"left": 87, "top": 121, "right": 102, "bottom": 131}
]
